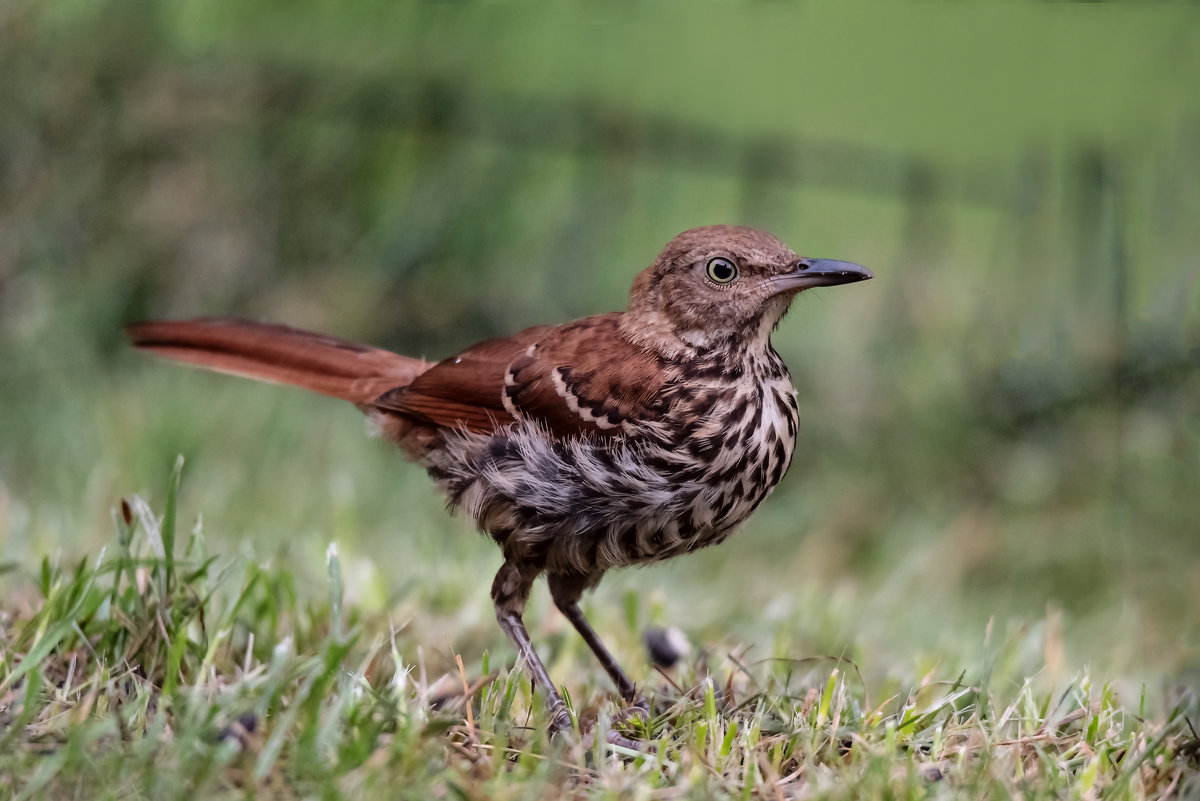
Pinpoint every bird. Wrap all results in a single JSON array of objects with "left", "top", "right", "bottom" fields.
[{"left": 127, "top": 225, "right": 872, "bottom": 742}]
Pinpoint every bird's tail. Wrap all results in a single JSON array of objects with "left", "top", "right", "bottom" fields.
[{"left": 126, "top": 317, "right": 429, "bottom": 406}]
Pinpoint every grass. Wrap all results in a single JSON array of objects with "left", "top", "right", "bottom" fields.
[{"left": 1, "top": 461, "right": 1196, "bottom": 800}]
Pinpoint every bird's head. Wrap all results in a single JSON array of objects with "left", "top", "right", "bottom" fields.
[{"left": 621, "top": 225, "right": 872, "bottom": 358}]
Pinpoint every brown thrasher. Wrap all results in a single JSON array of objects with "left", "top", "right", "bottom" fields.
[{"left": 128, "top": 225, "right": 871, "bottom": 742}]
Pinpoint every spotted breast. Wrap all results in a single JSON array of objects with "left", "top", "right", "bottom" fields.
[{"left": 390, "top": 315, "right": 800, "bottom": 579}]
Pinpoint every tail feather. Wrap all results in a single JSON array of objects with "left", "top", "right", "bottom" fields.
[{"left": 126, "top": 317, "right": 429, "bottom": 405}]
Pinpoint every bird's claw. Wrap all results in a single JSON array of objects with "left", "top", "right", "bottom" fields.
[
  {"left": 612, "top": 695, "right": 651, "bottom": 727},
  {"left": 601, "top": 695, "right": 654, "bottom": 752},
  {"left": 605, "top": 729, "right": 649, "bottom": 752},
  {"left": 547, "top": 704, "right": 574, "bottom": 741}
]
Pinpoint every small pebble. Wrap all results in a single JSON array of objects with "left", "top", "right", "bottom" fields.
[{"left": 643, "top": 627, "right": 690, "bottom": 669}]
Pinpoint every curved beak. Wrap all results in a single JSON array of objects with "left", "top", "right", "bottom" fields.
[{"left": 768, "top": 259, "right": 873, "bottom": 295}]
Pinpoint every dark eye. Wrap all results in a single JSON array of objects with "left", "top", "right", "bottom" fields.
[{"left": 705, "top": 257, "right": 738, "bottom": 284}]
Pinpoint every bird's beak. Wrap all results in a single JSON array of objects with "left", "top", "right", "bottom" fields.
[{"left": 768, "top": 259, "right": 873, "bottom": 295}]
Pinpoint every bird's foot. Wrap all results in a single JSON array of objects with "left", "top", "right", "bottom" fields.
[
  {"left": 580, "top": 716, "right": 654, "bottom": 754},
  {"left": 599, "top": 695, "right": 653, "bottom": 752},
  {"left": 612, "top": 695, "right": 651, "bottom": 727},
  {"left": 552, "top": 697, "right": 655, "bottom": 753},
  {"left": 605, "top": 729, "right": 649, "bottom": 752},
  {"left": 546, "top": 702, "right": 575, "bottom": 742}
]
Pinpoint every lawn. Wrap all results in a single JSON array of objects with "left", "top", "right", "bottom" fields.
[{"left": 1, "top": 463, "right": 1196, "bottom": 798}]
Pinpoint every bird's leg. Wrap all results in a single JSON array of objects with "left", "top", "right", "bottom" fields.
[
  {"left": 548, "top": 573, "right": 650, "bottom": 750},
  {"left": 492, "top": 561, "right": 572, "bottom": 735},
  {"left": 547, "top": 572, "right": 644, "bottom": 709}
]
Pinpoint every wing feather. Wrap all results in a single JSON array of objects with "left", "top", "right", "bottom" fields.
[{"left": 373, "top": 314, "right": 667, "bottom": 439}]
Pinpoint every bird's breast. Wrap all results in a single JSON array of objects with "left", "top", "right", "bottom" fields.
[
  {"left": 656, "top": 370, "right": 800, "bottom": 540},
  {"left": 424, "top": 362, "right": 800, "bottom": 574}
]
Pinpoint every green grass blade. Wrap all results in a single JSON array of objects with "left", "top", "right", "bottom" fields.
[{"left": 160, "top": 454, "right": 184, "bottom": 595}]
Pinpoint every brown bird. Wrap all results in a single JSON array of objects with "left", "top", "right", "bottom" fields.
[{"left": 128, "top": 225, "right": 871, "bottom": 741}]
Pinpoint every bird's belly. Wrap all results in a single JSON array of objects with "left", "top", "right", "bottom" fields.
[{"left": 426, "top": 389, "right": 797, "bottom": 574}]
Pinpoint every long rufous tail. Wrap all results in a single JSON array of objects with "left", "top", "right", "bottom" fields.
[{"left": 126, "top": 317, "right": 429, "bottom": 406}]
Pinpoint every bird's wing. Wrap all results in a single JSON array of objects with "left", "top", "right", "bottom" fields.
[
  {"left": 372, "top": 324, "right": 552, "bottom": 434},
  {"left": 373, "top": 314, "right": 668, "bottom": 439}
]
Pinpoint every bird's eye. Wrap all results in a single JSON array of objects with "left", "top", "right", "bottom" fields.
[{"left": 705, "top": 257, "right": 738, "bottom": 285}]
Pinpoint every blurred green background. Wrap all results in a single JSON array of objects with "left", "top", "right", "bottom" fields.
[{"left": 2, "top": 2, "right": 1198, "bottom": 687}]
